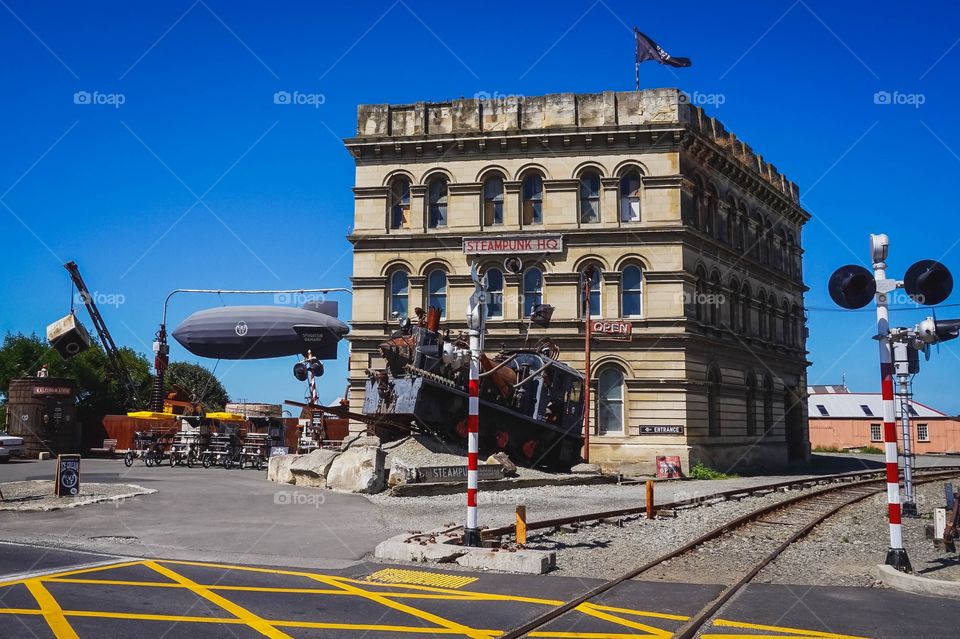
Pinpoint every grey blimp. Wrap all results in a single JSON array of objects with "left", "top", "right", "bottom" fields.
[{"left": 172, "top": 303, "right": 349, "bottom": 360}]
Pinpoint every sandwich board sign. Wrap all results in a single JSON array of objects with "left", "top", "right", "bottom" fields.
[
  {"left": 656, "top": 455, "right": 683, "bottom": 479},
  {"left": 55, "top": 454, "right": 81, "bottom": 496}
]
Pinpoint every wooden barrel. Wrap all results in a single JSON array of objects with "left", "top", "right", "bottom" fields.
[{"left": 5, "top": 377, "right": 80, "bottom": 456}]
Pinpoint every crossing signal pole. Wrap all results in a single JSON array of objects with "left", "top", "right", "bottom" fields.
[{"left": 828, "top": 233, "right": 954, "bottom": 573}]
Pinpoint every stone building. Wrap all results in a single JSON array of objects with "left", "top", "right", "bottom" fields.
[{"left": 343, "top": 89, "right": 810, "bottom": 474}]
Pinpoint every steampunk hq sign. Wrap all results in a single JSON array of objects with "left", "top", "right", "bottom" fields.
[{"left": 462, "top": 234, "right": 563, "bottom": 255}]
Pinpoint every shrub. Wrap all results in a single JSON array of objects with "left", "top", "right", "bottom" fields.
[{"left": 687, "top": 462, "right": 738, "bottom": 480}]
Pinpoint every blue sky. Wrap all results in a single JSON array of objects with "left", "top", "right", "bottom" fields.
[{"left": 2, "top": 1, "right": 960, "bottom": 413}]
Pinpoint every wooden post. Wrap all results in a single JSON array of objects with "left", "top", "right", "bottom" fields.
[
  {"left": 646, "top": 480, "right": 655, "bottom": 519},
  {"left": 516, "top": 505, "right": 527, "bottom": 545}
]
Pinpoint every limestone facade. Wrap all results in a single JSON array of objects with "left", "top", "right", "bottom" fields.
[{"left": 343, "top": 89, "right": 810, "bottom": 474}]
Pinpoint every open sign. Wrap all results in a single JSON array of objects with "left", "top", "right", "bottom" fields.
[{"left": 591, "top": 320, "right": 632, "bottom": 336}]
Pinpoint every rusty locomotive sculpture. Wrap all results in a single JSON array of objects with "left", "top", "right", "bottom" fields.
[{"left": 362, "top": 308, "right": 585, "bottom": 470}]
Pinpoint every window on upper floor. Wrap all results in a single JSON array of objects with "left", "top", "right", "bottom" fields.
[
  {"left": 579, "top": 172, "right": 601, "bottom": 223},
  {"left": 522, "top": 267, "right": 543, "bottom": 318},
  {"left": 426, "top": 269, "right": 447, "bottom": 318},
  {"left": 427, "top": 177, "right": 448, "bottom": 228},
  {"left": 580, "top": 266, "right": 602, "bottom": 318},
  {"left": 622, "top": 265, "right": 643, "bottom": 318},
  {"left": 483, "top": 175, "right": 504, "bottom": 226},
  {"left": 619, "top": 171, "right": 641, "bottom": 222},
  {"left": 388, "top": 177, "right": 410, "bottom": 229},
  {"left": 521, "top": 173, "right": 543, "bottom": 225},
  {"left": 485, "top": 268, "right": 503, "bottom": 319},
  {"left": 389, "top": 270, "right": 409, "bottom": 319}
]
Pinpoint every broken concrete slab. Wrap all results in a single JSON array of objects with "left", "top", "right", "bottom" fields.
[
  {"left": 326, "top": 446, "right": 386, "bottom": 494},
  {"left": 290, "top": 449, "right": 339, "bottom": 488},
  {"left": 486, "top": 452, "right": 517, "bottom": 477},
  {"left": 454, "top": 547, "right": 556, "bottom": 574},
  {"left": 375, "top": 534, "right": 467, "bottom": 564},
  {"left": 570, "top": 463, "right": 601, "bottom": 475}
]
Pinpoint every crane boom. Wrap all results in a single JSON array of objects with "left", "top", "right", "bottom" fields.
[{"left": 64, "top": 261, "right": 142, "bottom": 408}]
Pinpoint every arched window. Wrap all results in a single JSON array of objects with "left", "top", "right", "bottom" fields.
[
  {"left": 598, "top": 367, "right": 625, "bottom": 434},
  {"left": 388, "top": 176, "right": 410, "bottom": 229},
  {"left": 580, "top": 266, "right": 602, "bottom": 318},
  {"left": 760, "top": 218, "right": 771, "bottom": 264},
  {"left": 717, "top": 201, "right": 729, "bottom": 244},
  {"left": 745, "top": 372, "right": 757, "bottom": 437},
  {"left": 763, "top": 375, "right": 775, "bottom": 433},
  {"left": 750, "top": 214, "right": 762, "bottom": 260},
  {"left": 757, "top": 291, "right": 768, "bottom": 339},
  {"left": 736, "top": 205, "right": 746, "bottom": 251},
  {"left": 709, "top": 272, "right": 721, "bottom": 326},
  {"left": 426, "top": 269, "right": 447, "bottom": 318},
  {"left": 705, "top": 186, "right": 719, "bottom": 237},
  {"left": 741, "top": 283, "right": 752, "bottom": 336},
  {"left": 483, "top": 175, "right": 504, "bottom": 226},
  {"left": 521, "top": 173, "right": 543, "bottom": 225},
  {"left": 579, "top": 171, "right": 601, "bottom": 223},
  {"left": 619, "top": 171, "right": 641, "bottom": 222},
  {"left": 707, "top": 366, "right": 721, "bottom": 436},
  {"left": 781, "top": 300, "right": 790, "bottom": 345},
  {"left": 792, "top": 303, "right": 803, "bottom": 347},
  {"left": 694, "top": 266, "right": 707, "bottom": 322},
  {"left": 389, "top": 270, "right": 409, "bottom": 318},
  {"left": 729, "top": 278, "right": 740, "bottom": 332},
  {"left": 522, "top": 267, "right": 543, "bottom": 318},
  {"left": 622, "top": 265, "right": 643, "bottom": 317},
  {"left": 428, "top": 177, "right": 448, "bottom": 228},
  {"left": 485, "top": 268, "right": 503, "bottom": 319}
]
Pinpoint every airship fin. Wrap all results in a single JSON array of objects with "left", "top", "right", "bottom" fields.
[{"left": 302, "top": 300, "right": 338, "bottom": 317}]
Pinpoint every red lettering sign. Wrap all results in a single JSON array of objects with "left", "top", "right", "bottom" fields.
[
  {"left": 462, "top": 235, "right": 563, "bottom": 255},
  {"left": 591, "top": 321, "right": 632, "bottom": 336},
  {"left": 656, "top": 455, "right": 683, "bottom": 479}
]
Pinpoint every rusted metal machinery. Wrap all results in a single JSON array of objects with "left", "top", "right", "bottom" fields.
[{"left": 361, "top": 307, "right": 585, "bottom": 470}]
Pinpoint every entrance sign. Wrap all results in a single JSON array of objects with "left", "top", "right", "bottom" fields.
[
  {"left": 55, "top": 454, "right": 81, "bottom": 496},
  {"left": 463, "top": 234, "right": 562, "bottom": 255},
  {"left": 640, "top": 425, "right": 684, "bottom": 435}
]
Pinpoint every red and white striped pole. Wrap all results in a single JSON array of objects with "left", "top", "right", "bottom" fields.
[
  {"left": 872, "top": 234, "right": 911, "bottom": 572},
  {"left": 464, "top": 264, "right": 486, "bottom": 547}
]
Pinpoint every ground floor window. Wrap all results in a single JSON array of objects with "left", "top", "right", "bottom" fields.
[
  {"left": 597, "top": 367, "right": 625, "bottom": 434},
  {"left": 917, "top": 423, "right": 929, "bottom": 442},
  {"left": 870, "top": 423, "right": 882, "bottom": 442}
]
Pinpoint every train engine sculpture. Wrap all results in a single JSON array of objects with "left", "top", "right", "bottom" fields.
[{"left": 362, "top": 307, "right": 585, "bottom": 470}]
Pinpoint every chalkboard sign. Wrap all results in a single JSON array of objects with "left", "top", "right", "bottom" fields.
[{"left": 55, "top": 454, "right": 81, "bottom": 496}]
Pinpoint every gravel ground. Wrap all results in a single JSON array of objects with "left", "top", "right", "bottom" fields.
[
  {"left": 0, "top": 480, "right": 155, "bottom": 511},
  {"left": 757, "top": 479, "right": 960, "bottom": 586}
]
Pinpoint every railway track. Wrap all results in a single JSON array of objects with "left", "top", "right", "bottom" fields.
[{"left": 500, "top": 468, "right": 960, "bottom": 639}]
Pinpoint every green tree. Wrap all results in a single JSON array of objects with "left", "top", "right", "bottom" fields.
[
  {"left": 0, "top": 332, "right": 152, "bottom": 428},
  {"left": 163, "top": 362, "right": 229, "bottom": 411}
]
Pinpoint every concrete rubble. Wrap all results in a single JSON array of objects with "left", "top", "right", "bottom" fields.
[
  {"left": 326, "top": 445, "right": 386, "bottom": 494},
  {"left": 374, "top": 529, "right": 556, "bottom": 574},
  {"left": 289, "top": 449, "right": 339, "bottom": 488}
]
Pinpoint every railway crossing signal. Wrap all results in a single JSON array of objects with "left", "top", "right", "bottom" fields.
[
  {"left": 464, "top": 263, "right": 488, "bottom": 547},
  {"left": 828, "top": 234, "right": 955, "bottom": 572}
]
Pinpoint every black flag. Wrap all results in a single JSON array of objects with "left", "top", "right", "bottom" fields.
[{"left": 635, "top": 29, "right": 691, "bottom": 68}]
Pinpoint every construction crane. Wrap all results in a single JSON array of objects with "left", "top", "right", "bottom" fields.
[{"left": 64, "top": 261, "right": 142, "bottom": 409}]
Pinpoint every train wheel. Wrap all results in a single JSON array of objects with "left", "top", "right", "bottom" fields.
[
  {"left": 494, "top": 431, "right": 509, "bottom": 450},
  {"left": 454, "top": 419, "right": 468, "bottom": 439},
  {"left": 123, "top": 452, "right": 134, "bottom": 468}
]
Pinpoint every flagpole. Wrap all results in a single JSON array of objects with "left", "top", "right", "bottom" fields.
[{"left": 635, "top": 61, "right": 639, "bottom": 92}]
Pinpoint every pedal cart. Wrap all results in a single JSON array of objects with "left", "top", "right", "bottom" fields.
[
  {"left": 238, "top": 432, "right": 270, "bottom": 470},
  {"left": 124, "top": 431, "right": 164, "bottom": 467}
]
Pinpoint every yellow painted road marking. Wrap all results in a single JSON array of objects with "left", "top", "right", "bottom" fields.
[
  {"left": 366, "top": 568, "right": 478, "bottom": 589},
  {"left": 24, "top": 579, "right": 79, "bottom": 639},
  {"left": 144, "top": 561, "right": 294, "bottom": 639},
  {"left": 575, "top": 603, "right": 673, "bottom": 638},
  {"left": 0, "top": 560, "right": 144, "bottom": 588},
  {"left": 710, "top": 619, "right": 872, "bottom": 639}
]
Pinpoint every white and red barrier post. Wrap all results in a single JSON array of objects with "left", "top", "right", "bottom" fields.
[
  {"left": 464, "top": 264, "right": 487, "bottom": 547},
  {"left": 872, "top": 234, "right": 912, "bottom": 572}
]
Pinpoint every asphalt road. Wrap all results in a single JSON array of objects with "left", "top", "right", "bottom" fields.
[
  {"left": 0, "top": 458, "right": 397, "bottom": 570},
  {"left": 0, "top": 541, "right": 957, "bottom": 639}
]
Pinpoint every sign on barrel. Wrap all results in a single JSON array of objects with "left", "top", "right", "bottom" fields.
[{"left": 55, "top": 454, "right": 81, "bottom": 496}]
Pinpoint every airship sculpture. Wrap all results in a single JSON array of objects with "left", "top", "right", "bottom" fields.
[{"left": 172, "top": 301, "right": 348, "bottom": 360}]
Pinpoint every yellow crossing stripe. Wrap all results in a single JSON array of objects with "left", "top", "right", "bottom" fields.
[
  {"left": 24, "top": 579, "right": 79, "bottom": 639},
  {"left": 706, "top": 619, "right": 872, "bottom": 639},
  {"left": 144, "top": 561, "right": 294, "bottom": 639},
  {"left": 365, "top": 568, "right": 478, "bottom": 589}
]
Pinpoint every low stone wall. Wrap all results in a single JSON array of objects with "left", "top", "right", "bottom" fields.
[{"left": 268, "top": 438, "right": 387, "bottom": 494}]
